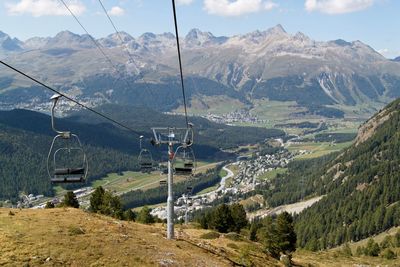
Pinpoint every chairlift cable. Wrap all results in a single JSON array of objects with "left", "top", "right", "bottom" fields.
[
  {"left": 60, "top": 0, "right": 140, "bottom": 96},
  {"left": 171, "top": 0, "right": 189, "bottom": 128},
  {"left": 59, "top": 0, "right": 119, "bottom": 73},
  {"left": 0, "top": 60, "right": 140, "bottom": 135},
  {"left": 97, "top": 0, "right": 136, "bottom": 65},
  {"left": 95, "top": 0, "right": 159, "bottom": 105}
]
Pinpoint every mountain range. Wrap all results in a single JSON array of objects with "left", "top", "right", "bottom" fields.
[{"left": 1, "top": 25, "right": 400, "bottom": 118}]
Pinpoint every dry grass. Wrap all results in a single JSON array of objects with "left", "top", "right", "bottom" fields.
[
  {"left": 0, "top": 208, "right": 278, "bottom": 267},
  {"left": 3, "top": 208, "right": 396, "bottom": 267},
  {"left": 293, "top": 247, "right": 400, "bottom": 267}
]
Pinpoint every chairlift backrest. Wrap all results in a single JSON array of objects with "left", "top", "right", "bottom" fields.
[
  {"left": 47, "top": 96, "right": 88, "bottom": 184},
  {"left": 173, "top": 146, "right": 195, "bottom": 176}
]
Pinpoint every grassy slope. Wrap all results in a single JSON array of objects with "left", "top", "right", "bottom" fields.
[
  {"left": 288, "top": 141, "right": 353, "bottom": 159},
  {"left": 1, "top": 208, "right": 399, "bottom": 267},
  {"left": 0, "top": 208, "right": 277, "bottom": 267},
  {"left": 294, "top": 227, "right": 400, "bottom": 267}
]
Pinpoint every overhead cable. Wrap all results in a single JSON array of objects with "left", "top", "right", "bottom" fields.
[
  {"left": 59, "top": 0, "right": 119, "bottom": 73},
  {"left": 97, "top": 0, "right": 137, "bottom": 65},
  {"left": 0, "top": 60, "right": 140, "bottom": 135},
  {"left": 171, "top": 0, "right": 189, "bottom": 128}
]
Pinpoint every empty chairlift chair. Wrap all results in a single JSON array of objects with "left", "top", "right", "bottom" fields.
[
  {"left": 47, "top": 94, "right": 88, "bottom": 184},
  {"left": 138, "top": 136, "right": 153, "bottom": 173},
  {"left": 174, "top": 146, "right": 195, "bottom": 176}
]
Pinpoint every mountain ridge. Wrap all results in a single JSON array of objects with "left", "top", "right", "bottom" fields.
[{"left": 1, "top": 25, "right": 400, "bottom": 118}]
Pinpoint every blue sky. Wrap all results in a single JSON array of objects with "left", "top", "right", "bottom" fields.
[{"left": 1, "top": 0, "right": 399, "bottom": 58}]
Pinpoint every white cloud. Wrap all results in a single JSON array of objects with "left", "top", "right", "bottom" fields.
[
  {"left": 305, "top": 0, "right": 374, "bottom": 14},
  {"left": 377, "top": 48, "right": 400, "bottom": 59},
  {"left": 108, "top": 6, "right": 125, "bottom": 16},
  {"left": 377, "top": 48, "right": 389, "bottom": 54},
  {"left": 6, "top": 0, "right": 86, "bottom": 17},
  {"left": 204, "top": 0, "right": 278, "bottom": 17},
  {"left": 265, "top": 1, "right": 278, "bottom": 11},
  {"left": 176, "top": 0, "right": 194, "bottom": 5}
]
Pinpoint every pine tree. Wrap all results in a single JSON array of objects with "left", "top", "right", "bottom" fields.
[
  {"left": 249, "top": 221, "right": 259, "bottom": 241},
  {"left": 230, "top": 203, "right": 248, "bottom": 233},
  {"left": 275, "top": 212, "right": 297, "bottom": 254},
  {"left": 211, "top": 204, "right": 234, "bottom": 233},
  {"left": 90, "top": 186, "right": 105, "bottom": 212},
  {"left": 101, "top": 191, "right": 123, "bottom": 219},
  {"left": 137, "top": 206, "right": 155, "bottom": 224},
  {"left": 123, "top": 209, "right": 136, "bottom": 221},
  {"left": 62, "top": 191, "right": 79, "bottom": 208},
  {"left": 258, "top": 216, "right": 281, "bottom": 258}
]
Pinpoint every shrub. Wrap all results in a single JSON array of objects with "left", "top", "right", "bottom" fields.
[
  {"left": 381, "top": 248, "right": 396, "bottom": 260},
  {"left": 355, "top": 246, "right": 363, "bottom": 256},
  {"left": 200, "top": 231, "right": 220, "bottom": 239},
  {"left": 68, "top": 226, "right": 85, "bottom": 236},
  {"left": 227, "top": 243, "right": 239, "bottom": 250},
  {"left": 62, "top": 191, "right": 79, "bottom": 208},
  {"left": 136, "top": 206, "right": 155, "bottom": 224},
  {"left": 341, "top": 243, "right": 352, "bottom": 257},
  {"left": 364, "top": 238, "right": 380, "bottom": 257},
  {"left": 45, "top": 201, "right": 55, "bottom": 209},
  {"left": 394, "top": 230, "right": 400, "bottom": 247},
  {"left": 380, "top": 236, "right": 393, "bottom": 249},
  {"left": 123, "top": 209, "right": 136, "bottom": 221},
  {"left": 225, "top": 232, "right": 243, "bottom": 242}
]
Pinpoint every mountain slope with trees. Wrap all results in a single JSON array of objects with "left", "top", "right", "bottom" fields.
[
  {"left": 0, "top": 108, "right": 283, "bottom": 201},
  {"left": 261, "top": 98, "right": 400, "bottom": 250}
]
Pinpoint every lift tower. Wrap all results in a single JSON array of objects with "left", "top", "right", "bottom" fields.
[{"left": 151, "top": 125, "right": 193, "bottom": 239}]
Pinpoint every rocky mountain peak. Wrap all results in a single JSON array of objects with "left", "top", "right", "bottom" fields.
[
  {"left": 0, "top": 31, "right": 8, "bottom": 39},
  {"left": 47, "top": 31, "right": 94, "bottom": 49},
  {"left": 0, "top": 31, "right": 22, "bottom": 51},
  {"left": 184, "top": 28, "right": 222, "bottom": 47},
  {"left": 331, "top": 39, "right": 352, "bottom": 47},
  {"left": 267, "top": 24, "right": 287, "bottom": 35},
  {"left": 186, "top": 28, "right": 214, "bottom": 40},
  {"left": 139, "top": 32, "right": 157, "bottom": 41},
  {"left": 293, "top": 32, "right": 311, "bottom": 43}
]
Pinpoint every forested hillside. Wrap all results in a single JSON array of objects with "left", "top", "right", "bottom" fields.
[
  {"left": 69, "top": 104, "right": 285, "bottom": 150},
  {"left": 0, "top": 110, "right": 139, "bottom": 201},
  {"left": 260, "top": 98, "right": 400, "bottom": 250},
  {"left": 0, "top": 108, "right": 284, "bottom": 201}
]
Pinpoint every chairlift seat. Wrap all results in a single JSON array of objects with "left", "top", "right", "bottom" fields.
[
  {"left": 140, "top": 162, "right": 153, "bottom": 167},
  {"left": 174, "top": 167, "right": 193, "bottom": 175},
  {"left": 51, "top": 176, "right": 84, "bottom": 184},
  {"left": 54, "top": 168, "right": 85, "bottom": 175},
  {"left": 184, "top": 162, "right": 194, "bottom": 168}
]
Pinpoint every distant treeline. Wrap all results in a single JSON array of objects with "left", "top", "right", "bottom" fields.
[
  {"left": 0, "top": 108, "right": 285, "bottom": 202},
  {"left": 121, "top": 166, "right": 223, "bottom": 209},
  {"left": 275, "top": 121, "right": 320, "bottom": 129},
  {"left": 314, "top": 132, "right": 356, "bottom": 143}
]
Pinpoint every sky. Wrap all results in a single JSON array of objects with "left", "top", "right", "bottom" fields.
[{"left": 0, "top": 0, "right": 399, "bottom": 58}]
